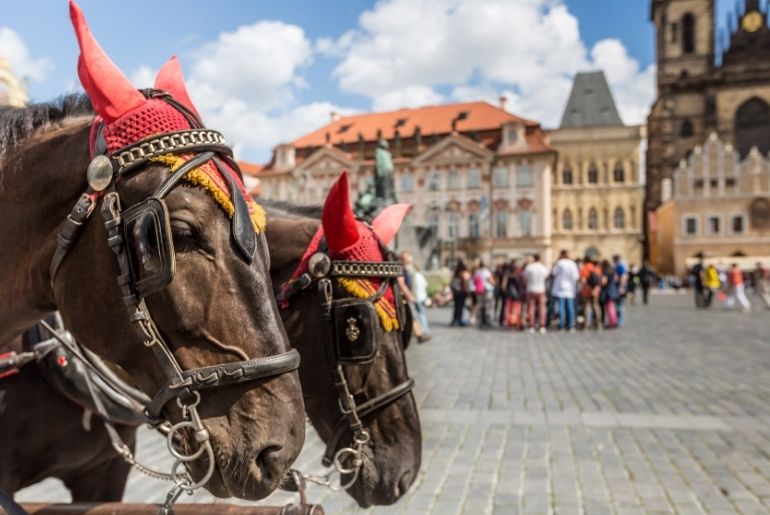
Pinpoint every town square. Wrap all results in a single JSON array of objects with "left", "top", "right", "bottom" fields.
[{"left": 0, "top": 1, "right": 768, "bottom": 514}]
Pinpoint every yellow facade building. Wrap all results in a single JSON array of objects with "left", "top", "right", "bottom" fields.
[{"left": 548, "top": 71, "right": 646, "bottom": 264}]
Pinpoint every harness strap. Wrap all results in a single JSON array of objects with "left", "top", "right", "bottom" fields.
[
  {"left": 50, "top": 193, "right": 96, "bottom": 286},
  {"left": 322, "top": 377, "right": 415, "bottom": 467},
  {"left": 0, "top": 350, "right": 36, "bottom": 379},
  {"left": 146, "top": 349, "right": 301, "bottom": 418}
]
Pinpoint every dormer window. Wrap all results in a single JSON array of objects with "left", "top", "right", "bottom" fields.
[{"left": 276, "top": 144, "right": 295, "bottom": 169}]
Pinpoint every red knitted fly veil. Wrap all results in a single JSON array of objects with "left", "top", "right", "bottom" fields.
[
  {"left": 289, "top": 171, "right": 412, "bottom": 332},
  {"left": 70, "top": 0, "right": 264, "bottom": 232}
]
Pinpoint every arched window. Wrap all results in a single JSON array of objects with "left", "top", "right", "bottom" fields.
[
  {"left": 680, "top": 119, "right": 694, "bottom": 138},
  {"left": 447, "top": 212, "right": 460, "bottom": 239},
  {"left": 613, "top": 162, "right": 625, "bottom": 183},
  {"left": 735, "top": 97, "right": 770, "bottom": 159},
  {"left": 468, "top": 213, "right": 480, "bottom": 238},
  {"left": 613, "top": 207, "right": 625, "bottom": 229},
  {"left": 562, "top": 209, "right": 573, "bottom": 231},
  {"left": 587, "top": 208, "right": 598, "bottom": 230},
  {"left": 682, "top": 13, "right": 695, "bottom": 54},
  {"left": 562, "top": 165, "right": 573, "bottom": 185},
  {"left": 587, "top": 162, "right": 599, "bottom": 184}
]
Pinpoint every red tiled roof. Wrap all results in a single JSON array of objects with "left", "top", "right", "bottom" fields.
[
  {"left": 238, "top": 161, "right": 263, "bottom": 177},
  {"left": 292, "top": 101, "right": 538, "bottom": 148}
]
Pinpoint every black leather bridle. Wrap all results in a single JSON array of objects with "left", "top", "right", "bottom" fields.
[
  {"left": 278, "top": 235, "right": 415, "bottom": 488},
  {"left": 47, "top": 90, "right": 300, "bottom": 498}
]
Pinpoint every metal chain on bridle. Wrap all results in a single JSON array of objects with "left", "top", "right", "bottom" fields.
[
  {"left": 47, "top": 90, "right": 301, "bottom": 514},
  {"left": 277, "top": 237, "right": 415, "bottom": 493}
]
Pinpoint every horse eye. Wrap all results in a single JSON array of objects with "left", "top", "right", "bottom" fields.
[{"left": 170, "top": 220, "right": 198, "bottom": 251}]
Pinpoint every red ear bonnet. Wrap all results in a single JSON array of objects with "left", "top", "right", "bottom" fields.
[
  {"left": 69, "top": 0, "right": 145, "bottom": 123},
  {"left": 371, "top": 203, "right": 412, "bottom": 246},
  {"left": 155, "top": 56, "right": 201, "bottom": 119},
  {"left": 322, "top": 171, "right": 360, "bottom": 252}
]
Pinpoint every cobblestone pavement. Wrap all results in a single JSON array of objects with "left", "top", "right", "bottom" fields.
[{"left": 16, "top": 294, "right": 770, "bottom": 514}]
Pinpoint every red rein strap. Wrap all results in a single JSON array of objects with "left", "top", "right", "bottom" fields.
[{"left": 0, "top": 351, "right": 21, "bottom": 379}]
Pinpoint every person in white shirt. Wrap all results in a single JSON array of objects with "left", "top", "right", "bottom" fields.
[
  {"left": 524, "top": 253, "right": 549, "bottom": 332},
  {"left": 551, "top": 249, "right": 580, "bottom": 332}
]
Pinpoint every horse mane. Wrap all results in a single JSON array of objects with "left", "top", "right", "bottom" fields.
[
  {"left": 261, "top": 198, "right": 323, "bottom": 219},
  {"left": 0, "top": 94, "right": 93, "bottom": 156}
]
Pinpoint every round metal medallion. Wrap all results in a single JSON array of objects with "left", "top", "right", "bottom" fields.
[
  {"left": 86, "top": 155, "right": 113, "bottom": 192},
  {"left": 308, "top": 252, "right": 331, "bottom": 278}
]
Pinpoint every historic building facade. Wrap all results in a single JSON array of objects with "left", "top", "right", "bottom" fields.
[
  {"left": 549, "top": 71, "right": 646, "bottom": 264},
  {"left": 257, "top": 101, "right": 556, "bottom": 265},
  {"left": 652, "top": 132, "right": 770, "bottom": 275},
  {"left": 647, "top": 0, "right": 770, "bottom": 250}
]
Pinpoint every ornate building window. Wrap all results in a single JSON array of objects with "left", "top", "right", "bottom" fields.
[
  {"left": 427, "top": 207, "right": 440, "bottom": 236},
  {"left": 680, "top": 119, "right": 694, "bottom": 138},
  {"left": 562, "top": 165, "right": 573, "bottom": 185},
  {"left": 683, "top": 215, "right": 698, "bottom": 236},
  {"left": 400, "top": 172, "right": 413, "bottom": 193},
  {"left": 613, "top": 207, "right": 625, "bottom": 229},
  {"left": 495, "top": 211, "right": 508, "bottom": 238},
  {"left": 428, "top": 172, "right": 441, "bottom": 191},
  {"left": 447, "top": 212, "right": 460, "bottom": 239},
  {"left": 587, "top": 208, "right": 599, "bottom": 230},
  {"left": 587, "top": 162, "right": 599, "bottom": 184},
  {"left": 562, "top": 209, "right": 573, "bottom": 231},
  {"left": 468, "top": 212, "right": 480, "bottom": 238},
  {"left": 517, "top": 164, "right": 533, "bottom": 187},
  {"left": 447, "top": 170, "right": 460, "bottom": 190},
  {"left": 613, "top": 162, "right": 625, "bottom": 183},
  {"left": 730, "top": 214, "right": 745, "bottom": 234},
  {"left": 467, "top": 168, "right": 481, "bottom": 189},
  {"left": 706, "top": 215, "right": 721, "bottom": 235},
  {"left": 493, "top": 167, "right": 509, "bottom": 188},
  {"left": 518, "top": 210, "right": 533, "bottom": 237},
  {"left": 682, "top": 13, "right": 695, "bottom": 54},
  {"left": 735, "top": 97, "right": 770, "bottom": 159}
]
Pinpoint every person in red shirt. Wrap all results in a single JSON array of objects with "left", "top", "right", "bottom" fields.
[{"left": 725, "top": 263, "right": 751, "bottom": 312}]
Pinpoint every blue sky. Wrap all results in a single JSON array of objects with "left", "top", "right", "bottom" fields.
[{"left": 0, "top": 1, "right": 744, "bottom": 161}]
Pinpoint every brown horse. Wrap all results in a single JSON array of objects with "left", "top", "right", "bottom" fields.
[
  {"left": 0, "top": 1, "right": 304, "bottom": 500},
  {"left": 1, "top": 174, "right": 421, "bottom": 508},
  {"left": 265, "top": 173, "right": 421, "bottom": 507}
]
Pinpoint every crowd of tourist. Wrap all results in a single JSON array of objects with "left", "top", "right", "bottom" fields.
[
  {"left": 446, "top": 251, "right": 656, "bottom": 332},
  {"left": 688, "top": 257, "right": 770, "bottom": 312}
]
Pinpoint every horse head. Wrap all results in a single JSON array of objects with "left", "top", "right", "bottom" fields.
[
  {"left": 268, "top": 171, "right": 422, "bottom": 507},
  {"left": 49, "top": 1, "right": 305, "bottom": 499}
]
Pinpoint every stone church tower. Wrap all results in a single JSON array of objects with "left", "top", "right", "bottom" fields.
[{"left": 646, "top": 0, "right": 770, "bottom": 244}]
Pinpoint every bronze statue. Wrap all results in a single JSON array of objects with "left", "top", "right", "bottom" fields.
[{"left": 355, "top": 136, "right": 398, "bottom": 218}]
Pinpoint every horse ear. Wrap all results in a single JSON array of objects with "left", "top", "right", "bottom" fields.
[
  {"left": 69, "top": 0, "right": 145, "bottom": 123},
  {"left": 155, "top": 56, "right": 200, "bottom": 119},
  {"left": 371, "top": 203, "right": 412, "bottom": 246},
  {"left": 322, "top": 171, "right": 360, "bottom": 252}
]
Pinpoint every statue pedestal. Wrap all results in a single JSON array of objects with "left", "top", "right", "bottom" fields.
[{"left": 393, "top": 213, "right": 437, "bottom": 270}]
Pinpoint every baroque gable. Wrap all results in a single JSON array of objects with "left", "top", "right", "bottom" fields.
[
  {"left": 412, "top": 133, "right": 492, "bottom": 166},
  {"left": 295, "top": 146, "right": 356, "bottom": 177}
]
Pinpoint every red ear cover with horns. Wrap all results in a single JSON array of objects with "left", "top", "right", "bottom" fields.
[
  {"left": 69, "top": 0, "right": 146, "bottom": 123},
  {"left": 321, "top": 171, "right": 361, "bottom": 252},
  {"left": 154, "top": 56, "right": 201, "bottom": 119}
]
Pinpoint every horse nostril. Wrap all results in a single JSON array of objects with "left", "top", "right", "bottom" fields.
[
  {"left": 255, "top": 444, "right": 284, "bottom": 481},
  {"left": 396, "top": 470, "right": 415, "bottom": 498}
]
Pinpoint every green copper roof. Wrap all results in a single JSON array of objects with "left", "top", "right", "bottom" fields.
[{"left": 559, "top": 71, "right": 624, "bottom": 128}]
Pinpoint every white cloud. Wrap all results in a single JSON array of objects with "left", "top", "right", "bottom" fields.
[
  {"left": 0, "top": 27, "right": 52, "bottom": 82},
  {"left": 129, "top": 21, "right": 353, "bottom": 161},
  {"left": 331, "top": 0, "right": 655, "bottom": 128},
  {"left": 373, "top": 85, "right": 444, "bottom": 111}
]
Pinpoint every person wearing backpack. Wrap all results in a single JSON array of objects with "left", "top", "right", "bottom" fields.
[
  {"left": 473, "top": 260, "right": 495, "bottom": 327},
  {"left": 449, "top": 260, "right": 471, "bottom": 326},
  {"left": 502, "top": 259, "right": 525, "bottom": 329},
  {"left": 580, "top": 257, "right": 603, "bottom": 330}
]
